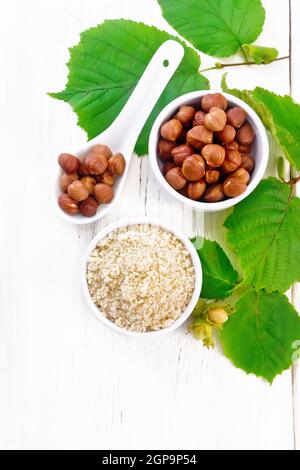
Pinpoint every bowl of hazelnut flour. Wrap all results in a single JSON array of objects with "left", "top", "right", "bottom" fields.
[{"left": 82, "top": 218, "right": 202, "bottom": 337}]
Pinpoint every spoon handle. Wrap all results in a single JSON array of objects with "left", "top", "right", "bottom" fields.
[{"left": 108, "top": 40, "right": 184, "bottom": 154}]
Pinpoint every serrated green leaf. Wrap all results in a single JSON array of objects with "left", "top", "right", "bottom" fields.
[
  {"left": 222, "top": 74, "right": 300, "bottom": 170},
  {"left": 243, "top": 44, "right": 278, "bottom": 64},
  {"left": 220, "top": 289, "right": 300, "bottom": 383},
  {"left": 49, "top": 19, "right": 209, "bottom": 156},
  {"left": 158, "top": 0, "right": 265, "bottom": 58},
  {"left": 196, "top": 239, "right": 238, "bottom": 299},
  {"left": 224, "top": 178, "right": 300, "bottom": 293}
]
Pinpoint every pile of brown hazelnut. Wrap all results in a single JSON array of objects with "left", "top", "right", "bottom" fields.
[
  {"left": 57, "top": 145, "right": 125, "bottom": 217},
  {"left": 158, "top": 93, "right": 256, "bottom": 202}
]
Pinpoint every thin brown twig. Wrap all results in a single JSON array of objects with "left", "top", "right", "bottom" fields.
[{"left": 199, "top": 56, "right": 289, "bottom": 73}]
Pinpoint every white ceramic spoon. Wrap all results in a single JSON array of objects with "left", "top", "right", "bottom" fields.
[{"left": 55, "top": 40, "right": 184, "bottom": 224}]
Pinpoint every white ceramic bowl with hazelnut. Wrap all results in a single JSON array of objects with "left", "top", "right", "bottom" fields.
[
  {"left": 81, "top": 218, "right": 202, "bottom": 338},
  {"left": 149, "top": 91, "right": 269, "bottom": 212}
]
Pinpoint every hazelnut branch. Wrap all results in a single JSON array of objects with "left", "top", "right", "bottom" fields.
[
  {"left": 199, "top": 55, "right": 289, "bottom": 73},
  {"left": 287, "top": 175, "right": 300, "bottom": 186}
]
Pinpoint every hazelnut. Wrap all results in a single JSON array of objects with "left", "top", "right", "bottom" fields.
[
  {"left": 221, "top": 150, "right": 242, "bottom": 173},
  {"left": 107, "top": 153, "right": 126, "bottom": 175},
  {"left": 77, "top": 161, "right": 90, "bottom": 177},
  {"left": 204, "top": 107, "right": 227, "bottom": 132},
  {"left": 240, "top": 155, "right": 255, "bottom": 172},
  {"left": 90, "top": 144, "right": 112, "bottom": 160},
  {"left": 182, "top": 155, "right": 206, "bottom": 181},
  {"left": 79, "top": 196, "right": 99, "bottom": 217},
  {"left": 201, "top": 93, "right": 228, "bottom": 112},
  {"left": 203, "top": 184, "right": 225, "bottom": 203},
  {"left": 59, "top": 173, "right": 78, "bottom": 192},
  {"left": 175, "top": 105, "right": 195, "bottom": 126},
  {"left": 236, "top": 123, "right": 255, "bottom": 145},
  {"left": 160, "top": 119, "right": 183, "bottom": 141},
  {"left": 171, "top": 144, "right": 194, "bottom": 166},
  {"left": 223, "top": 178, "right": 247, "bottom": 198},
  {"left": 223, "top": 141, "right": 239, "bottom": 151},
  {"left": 205, "top": 170, "right": 220, "bottom": 185},
  {"left": 187, "top": 180, "right": 206, "bottom": 200},
  {"left": 165, "top": 167, "right": 187, "bottom": 190},
  {"left": 81, "top": 176, "right": 97, "bottom": 194},
  {"left": 85, "top": 153, "right": 108, "bottom": 175},
  {"left": 208, "top": 308, "right": 228, "bottom": 324},
  {"left": 99, "top": 171, "right": 115, "bottom": 186},
  {"left": 58, "top": 194, "right": 79, "bottom": 215},
  {"left": 215, "top": 125, "right": 236, "bottom": 144},
  {"left": 67, "top": 180, "right": 89, "bottom": 202},
  {"left": 158, "top": 139, "right": 176, "bottom": 161},
  {"left": 94, "top": 183, "right": 114, "bottom": 203},
  {"left": 239, "top": 143, "right": 252, "bottom": 154},
  {"left": 162, "top": 161, "right": 176, "bottom": 175},
  {"left": 58, "top": 153, "right": 80, "bottom": 174},
  {"left": 201, "top": 144, "right": 225, "bottom": 167},
  {"left": 187, "top": 125, "right": 213, "bottom": 148},
  {"left": 230, "top": 167, "right": 250, "bottom": 184},
  {"left": 193, "top": 111, "right": 206, "bottom": 126},
  {"left": 226, "top": 107, "right": 247, "bottom": 129}
]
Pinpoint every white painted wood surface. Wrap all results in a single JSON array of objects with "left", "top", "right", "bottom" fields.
[{"left": 0, "top": 0, "right": 298, "bottom": 450}]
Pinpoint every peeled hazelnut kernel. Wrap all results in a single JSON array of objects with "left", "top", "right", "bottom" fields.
[
  {"left": 240, "top": 155, "right": 255, "bottom": 172},
  {"left": 81, "top": 176, "right": 97, "bottom": 194},
  {"left": 201, "top": 144, "right": 226, "bottom": 168},
  {"left": 60, "top": 173, "right": 78, "bottom": 192},
  {"left": 205, "top": 169, "right": 220, "bottom": 185},
  {"left": 158, "top": 139, "right": 176, "bottom": 161},
  {"left": 90, "top": 144, "right": 112, "bottom": 160},
  {"left": 58, "top": 153, "right": 79, "bottom": 174},
  {"left": 193, "top": 111, "right": 206, "bottom": 126},
  {"left": 162, "top": 161, "right": 176, "bottom": 175},
  {"left": 94, "top": 183, "right": 114, "bottom": 203},
  {"left": 226, "top": 107, "right": 247, "bottom": 129},
  {"left": 182, "top": 155, "right": 206, "bottom": 181},
  {"left": 79, "top": 196, "right": 99, "bottom": 217},
  {"left": 58, "top": 194, "right": 79, "bottom": 215},
  {"left": 239, "top": 143, "right": 252, "bottom": 154},
  {"left": 203, "top": 184, "right": 225, "bottom": 202},
  {"left": 68, "top": 180, "right": 89, "bottom": 202},
  {"left": 216, "top": 125, "right": 236, "bottom": 144},
  {"left": 231, "top": 167, "right": 250, "bottom": 184},
  {"left": 236, "top": 123, "right": 256, "bottom": 145},
  {"left": 201, "top": 93, "right": 228, "bottom": 112},
  {"left": 175, "top": 105, "right": 195, "bottom": 126},
  {"left": 171, "top": 144, "right": 194, "bottom": 166},
  {"left": 221, "top": 150, "right": 242, "bottom": 174},
  {"left": 187, "top": 125, "right": 213, "bottom": 148},
  {"left": 85, "top": 153, "right": 108, "bottom": 175},
  {"left": 108, "top": 153, "right": 126, "bottom": 176},
  {"left": 187, "top": 179, "right": 206, "bottom": 200},
  {"left": 208, "top": 308, "right": 228, "bottom": 324},
  {"left": 165, "top": 167, "right": 187, "bottom": 190},
  {"left": 223, "top": 140, "right": 239, "bottom": 151},
  {"left": 223, "top": 178, "right": 247, "bottom": 198},
  {"left": 204, "top": 107, "right": 227, "bottom": 132},
  {"left": 100, "top": 171, "right": 115, "bottom": 186},
  {"left": 77, "top": 161, "right": 90, "bottom": 177},
  {"left": 160, "top": 118, "right": 183, "bottom": 141}
]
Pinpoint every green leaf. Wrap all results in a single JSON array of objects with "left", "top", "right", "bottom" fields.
[
  {"left": 224, "top": 178, "right": 300, "bottom": 293},
  {"left": 158, "top": 0, "right": 265, "bottom": 58},
  {"left": 222, "top": 74, "right": 300, "bottom": 170},
  {"left": 195, "top": 239, "right": 238, "bottom": 299},
  {"left": 49, "top": 19, "right": 209, "bottom": 156},
  {"left": 220, "top": 289, "right": 300, "bottom": 383},
  {"left": 243, "top": 44, "right": 278, "bottom": 64}
]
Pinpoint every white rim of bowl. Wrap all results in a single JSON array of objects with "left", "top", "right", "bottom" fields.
[
  {"left": 149, "top": 90, "right": 269, "bottom": 212},
  {"left": 81, "top": 217, "right": 202, "bottom": 338}
]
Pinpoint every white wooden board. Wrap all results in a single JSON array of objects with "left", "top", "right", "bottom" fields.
[{"left": 0, "top": 0, "right": 298, "bottom": 450}]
